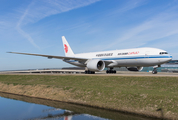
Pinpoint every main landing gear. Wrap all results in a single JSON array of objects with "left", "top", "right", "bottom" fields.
[
  {"left": 85, "top": 70, "right": 95, "bottom": 74},
  {"left": 106, "top": 68, "right": 116, "bottom": 74}
]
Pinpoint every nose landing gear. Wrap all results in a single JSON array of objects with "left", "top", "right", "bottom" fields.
[
  {"left": 152, "top": 65, "right": 160, "bottom": 74},
  {"left": 152, "top": 68, "right": 157, "bottom": 74}
]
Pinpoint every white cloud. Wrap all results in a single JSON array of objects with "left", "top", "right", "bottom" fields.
[
  {"left": 18, "top": 0, "right": 100, "bottom": 25},
  {"left": 0, "top": 21, "right": 10, "bottom": 32},
  {"left": 15, "top": 0, "right": 100, "bottom": 49},
  {"left": 110, "top": 0, "right": 146, "bottom": 15},
  {"left": 16, "top": 2, "right": 41, "bottom": 49},
  {"left": 106, "top": 10, "right": 178, "bottom": 50}
]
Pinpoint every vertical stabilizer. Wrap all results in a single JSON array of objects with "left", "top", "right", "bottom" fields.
[
  {"left": 64, "top": 116, "right": 72, "bottom": 120},
  {"left": 62, "top": 36, "right": 75, "bottom": 57}
]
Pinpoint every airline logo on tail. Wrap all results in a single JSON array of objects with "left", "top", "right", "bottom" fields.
[
  {"left": 64, "top": 44, "right": 68, "bottom": 53},
  {"left": 64, "top": 116, "right": 72, "bottom": 120}
]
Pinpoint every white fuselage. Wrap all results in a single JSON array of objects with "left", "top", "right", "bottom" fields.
[{"left": 64, "top": 47, "right": 172, "bottom": 68}]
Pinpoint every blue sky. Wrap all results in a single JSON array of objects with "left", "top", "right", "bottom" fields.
[{"left": 1, "top": 0, "right": 178, "bottom": 70}]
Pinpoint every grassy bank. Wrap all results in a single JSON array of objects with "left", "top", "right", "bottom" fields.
[{"left": 0, "top": 75, "right": 178, "bottom": 119}]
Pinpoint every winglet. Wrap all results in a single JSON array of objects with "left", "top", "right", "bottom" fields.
[{"left": 62, "top": 36, "right": 74, "bottom": 57}]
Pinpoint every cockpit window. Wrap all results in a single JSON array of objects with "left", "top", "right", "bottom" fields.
[{"left": 160, "top": 52, "right": 168, "bottom": 54}]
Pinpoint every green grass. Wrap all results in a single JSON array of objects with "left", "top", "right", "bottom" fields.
[{"left": 0, "top": 75, "right": 178, "bottom": 116}]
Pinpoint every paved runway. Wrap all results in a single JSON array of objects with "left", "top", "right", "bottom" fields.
[
  {"left": 74, "top": 71, "right": 178, "bottom": 77},
  {"left": 101, "top": 71, "right": 178, "bottom": 77},
  {"left": 1, "top": 70, "right": 178, "bottom": 77}
]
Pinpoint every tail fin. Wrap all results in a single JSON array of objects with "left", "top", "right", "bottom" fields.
[
  {"left": 64, "top": 116, "right": 72, "bottom": 120},
  {"left": 62, "top": 36, "right": 74, "bottom": 57}
]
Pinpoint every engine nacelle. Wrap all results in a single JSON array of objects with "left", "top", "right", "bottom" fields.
[
  {"left": 87, "top": 59, "right": 105, "bottom": 72},
  {"left": 127, "top": 66, "right": 143, "bottom": 71}
]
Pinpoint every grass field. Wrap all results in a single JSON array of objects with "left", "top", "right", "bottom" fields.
[{"left": 0, "top": 75, "right": 178, "bottom": 119}]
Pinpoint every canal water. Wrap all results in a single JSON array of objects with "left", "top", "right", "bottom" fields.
[{"left": 0, "top": 92, "right": 159, "bottom": 120}]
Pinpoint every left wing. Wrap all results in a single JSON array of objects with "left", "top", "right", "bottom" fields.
[
  {"left": 7, "top": 52, "right": 88, "bottom": 61},
  {"left": 8, "top": 52, "right": 114, "bottom": 67}
]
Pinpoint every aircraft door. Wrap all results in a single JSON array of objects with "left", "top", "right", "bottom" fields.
[{"left": 145, "top": 51, "right": 149, "bottom": 58}]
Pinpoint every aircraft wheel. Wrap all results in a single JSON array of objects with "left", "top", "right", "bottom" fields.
[
  {"left": 91, "top": 71, "right": 95, "bottom": 74},
  {"left": 106, "top": 70, "right": 116, "bottom": 74},
  {"left": 85, "top": 70, "right": 95, "bottom": 74},
  {"left": 152, "top": 69, "right": 157, "bottom": 74}
]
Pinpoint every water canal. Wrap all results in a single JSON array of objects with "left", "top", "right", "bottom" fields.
[{"left": 0, "top": 92, "right": 159, "bottom": 120}]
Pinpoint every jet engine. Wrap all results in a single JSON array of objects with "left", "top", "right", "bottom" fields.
[
  {"left": 127, "top": 66, "right": 143, "bottom": 71},
  {"left": 87, "top": 59, "right": 105, "bottom": 71}
]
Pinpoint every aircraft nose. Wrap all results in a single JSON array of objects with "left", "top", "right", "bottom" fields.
[{"left": 168, "top": 55, "right": 172, "bottom": 61}]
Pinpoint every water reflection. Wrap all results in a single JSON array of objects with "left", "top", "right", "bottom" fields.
[
  {"left": 0, "top": 92, "right": 158, "bottom": 120},
  {"left": 32, "top": 109, "right": 80, "bottom": 120}
]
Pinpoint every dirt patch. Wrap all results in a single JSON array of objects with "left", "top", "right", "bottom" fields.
[{"left": 0, "top": 82, "right": 73, "bottom": 102}]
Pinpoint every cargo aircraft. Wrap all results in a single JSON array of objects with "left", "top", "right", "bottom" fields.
[{"left": 8, "top": 36, "right": 172, "bottom": 74}]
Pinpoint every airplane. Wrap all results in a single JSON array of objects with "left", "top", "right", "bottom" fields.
[{"left": 8, "top": 36, "right": 172, "bottom": 74}]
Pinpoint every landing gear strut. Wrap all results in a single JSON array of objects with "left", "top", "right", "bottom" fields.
[
  {"left": 85, "top": 70, "right": 95, "bottom": 74},
  {"left": 152, "top": 68, "right": 157, "bottom": 74},
  {"left": 152, "top": 65, "right": 160, "bottom": 74},
  {"left": 106, "top": 68, "right": 116, "bottom": 74}
]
